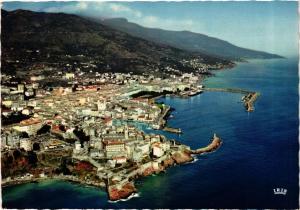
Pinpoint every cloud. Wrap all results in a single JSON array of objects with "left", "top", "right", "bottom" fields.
[
  {"left": 44, "top": 2, "right": 89, "bottom": 13},
  {"left": 143, "top": 16, "right": 159, "bottom": 24},
  {"left": 42, "top": 2, "right": 139, "bottom": 18},
  {"left": 105, "top": 3, "right": 141, "bottom": 18},
  {"left": 12, "top": 1, "right": 194, "bottom": 31},
  {"left": 140, "top": 15, "right": 194, "bottom": 31}
]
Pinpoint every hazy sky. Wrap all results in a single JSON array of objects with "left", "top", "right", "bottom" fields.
[{"left": 2, "top": 1, "right": 298, "bottom": 57}]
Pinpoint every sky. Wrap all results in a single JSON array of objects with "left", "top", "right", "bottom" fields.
[{"left": 2, "top": 1, "right": 299, "bottom": 57}]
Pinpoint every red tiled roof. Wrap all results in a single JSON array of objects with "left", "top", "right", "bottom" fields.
[
  {"left": 20, "top": 118, "right": 41, "bottom": 125},
  {"left": 103, "top": 140, "right": 124, "bottom": 146},
  {"left": 103, "top": 117, "right": 112, "bottom": 123}
]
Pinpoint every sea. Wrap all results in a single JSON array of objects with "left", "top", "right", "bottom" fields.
[{"left": 2, "top": 58, "right": 299, "bottom": 208}]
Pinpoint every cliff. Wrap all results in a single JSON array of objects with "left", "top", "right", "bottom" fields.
[
  {"left": 108, "top": 182, "right": 137, "bottom": 201},
  {"left": 171, "top": 150, "right": 194, "bottom": 164}
]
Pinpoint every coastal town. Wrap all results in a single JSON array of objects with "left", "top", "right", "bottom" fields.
[
  {"left": 1, "top": 70, "right": 258, "bottom": 201},
  {"left": 1, "top": 1, "right": 297, "bottom": 209}
]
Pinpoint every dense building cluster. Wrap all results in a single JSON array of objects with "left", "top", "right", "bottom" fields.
[{"left": 1, "top": 72, "right": 201, "bottom": 173}]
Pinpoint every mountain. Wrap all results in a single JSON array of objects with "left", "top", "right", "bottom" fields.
[
  {"left": 1, "top": 9, "right": 233, "bottom": 77},
  {"left": 101, "top": 18, "right": 283, "bottom": 60}
]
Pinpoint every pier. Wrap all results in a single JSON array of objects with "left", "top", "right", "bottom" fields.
[
  {"left": 242, "top": 92, "right": 260, "bottom": 112},
  {"left": 200, "top": 87, "right": 260, "bottom": 112},
  {"left": 201, "top": 87, "right": 253, "bottom": 94},
  {"left": 190, "top": 133, "right": 222, "bottom": 154},
  {"left": 155, "top": 105, "right": 170, "bottom": 129},
  {"left": 163, "top": 127, "right": 182, "bottom": 134}
]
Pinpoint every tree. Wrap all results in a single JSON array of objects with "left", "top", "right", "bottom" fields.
[
  {"left": 37, "top": 124, "right": 51, "bottom": 135},
  {"left": 32, "top": 142, "right": 40, "bottom": 151},
  {"left": 20, "top": 132, "right": 29, "bottom": 138},
  {"left": 27, "top": 151, "right": 38, "bottom": 167},
  {"left": 13, "top": 149, "right": 21, "bottom": 159}
]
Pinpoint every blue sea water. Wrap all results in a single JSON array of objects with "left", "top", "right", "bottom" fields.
[{"left": 2, "top": 58, "right": 299, "bottom": 208}]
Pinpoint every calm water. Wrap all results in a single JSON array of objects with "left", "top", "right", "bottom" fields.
[{"left": 2, "top": 58, "right": 299, "bottom": 208}]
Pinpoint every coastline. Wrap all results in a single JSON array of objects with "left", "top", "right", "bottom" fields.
[
  {"left": 105, "top": 133, "right": 222, "bottom": 201},
  {"left": 2, "top": 134, "right": 222, "bottom": 202},
  {"left": 2, "top": 175, "right": 106, "bottom": 189}
]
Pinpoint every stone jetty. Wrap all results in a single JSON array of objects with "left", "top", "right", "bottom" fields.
[
  {"left": 200, "top": 87, "right": 260, "bottom": 112},
  {"left": 163, "top": 127, "right": 182, "bottom": 134},
  {"left": 190, "top": 133, "right": 222, "bottom": 154},
  {"left": 242, "top": 92, "right": 260, "bottom": 112}
]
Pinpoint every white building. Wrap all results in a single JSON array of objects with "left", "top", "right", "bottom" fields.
[
  {"left": 113, "top": 156, "right": 127, "bottom": 164},
  {"left": 73, "top": 140, "right": 82, "bottom": 153},
  {"left": 153, "top": 145, "right": 164, "bottom": 157},
  {"left": 136, "top": 142, "right": 150, "bottom": 156},
  {"left": 90, "top": 149, "right": 104, "bottom": 158},
  {"left": 65, "top": 73, "right": 75, "bottom": 80},
  {"left": 22, "top": 108, "right": 32, "bottom": 115},
  {"left": 132, "top": 149, "right": 143, "bottom": 162},
  {"left": 161, "top": 142, "right": 171, "bottom": 151},
  {"left": 13, "top": 119, "right": 43, "bottom": 136},
  {"left": 17, "top": 84, "right": 25, "bottom": 92},
  {"left": 20, "top": 138, "right": 32, "bottom": 151},
  {"left": 2, "top": 133, "right": 20, "bottom": 148},
  {"left": 104, "top": 140, "right": 125, "bottom": 158},
  {"left": 97, "top": 100, "right": 107, "bottom": 111},
  {"left": 30, "top": 75, "right": 45, "bottom": 81},
  {"left": 150, "top": 135, "right": 160, "bottom": 143},
  {"left": 125, "top": 143, "right": 135, "bottom": 158}
]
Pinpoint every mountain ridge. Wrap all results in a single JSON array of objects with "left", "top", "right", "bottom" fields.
[
  {"left": 1, "top": 9, "right": 234, "bottom": 77},
  {"left": 100, "top": 17, "right": 283, "bottom": 60}
]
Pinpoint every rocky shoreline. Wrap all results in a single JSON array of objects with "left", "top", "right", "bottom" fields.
[
  {"left": 2, "top": 134, "right": 222, "bottom": 202},
  {"left": 106, "top": 135, "right": 222, "bottom": 201},
  {"left": 107, "top": 182, "right": 137, "bottom": 201},
  {"left": 2, "top": 175, "right": 106, "bottom": 189}
]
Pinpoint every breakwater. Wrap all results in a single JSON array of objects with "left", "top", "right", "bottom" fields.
[
  {"left": 201, "top": 87, "right": 260, "bottom": 112},
  {"left": 242, "top": 92, "right": 260, "bottom": 112},
  {"left": 163, "top": 127, "right": 182, "bottom": 134},
  {"left": 201, "top": 87, "right": 252, "bottom": 94},
  {"left": 190, "top": 133, "right": 222, "bottom": 154}
]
